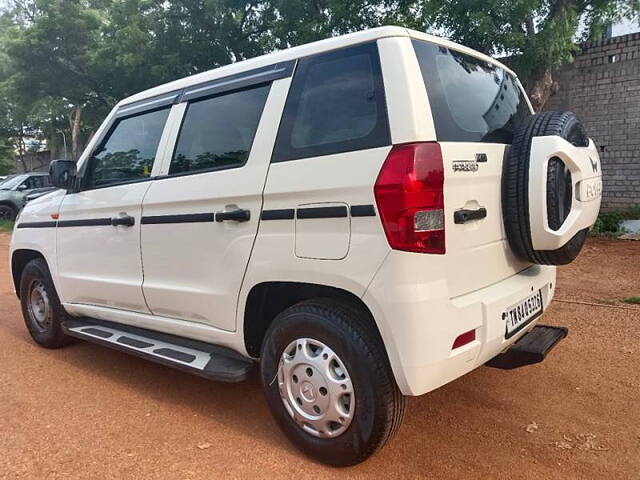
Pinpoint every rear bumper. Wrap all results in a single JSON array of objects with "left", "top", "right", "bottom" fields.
[{"left": 363, "top": 254, "right": 556, "bottom": 396}]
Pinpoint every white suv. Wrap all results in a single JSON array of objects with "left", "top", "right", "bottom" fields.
[{"left": 9, "top": 27, "right": 602, "bottom": 465}]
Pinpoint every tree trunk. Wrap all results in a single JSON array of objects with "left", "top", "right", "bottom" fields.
[
  {"left": 17, "top": 126, "right": 29, "bottom": 173},
  {"left": 49, "top": 132, "right": 57, "bottom": 161},
  {"left": 526, "top": 69, "right": 559, "bottom": 112},
  {"left": 69, "top": 105, "right": 82, "bottom": 161}
]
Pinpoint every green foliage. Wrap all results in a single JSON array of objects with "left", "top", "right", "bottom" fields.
[
  {"left": 0, "top": 138, "right": 14, "bottom": 174},
  {"left": 0, "top": 220, "right": 14, "bottom": 233},
  {"left": 590, "top": 206, "right": 640, "bottom": 235},
  {"left": 622, "top": 296, "right": 640, "bottom": 305},
  {"left": 592, "top": 211, "right": 625, "bottom": 234},
  {"left": 0, "top": 0, "right": 637, "bottom": 163}
]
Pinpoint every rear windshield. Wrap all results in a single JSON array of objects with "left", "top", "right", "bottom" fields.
[{"left": 412, "top": 40, "right": 532, "bottom": 143}]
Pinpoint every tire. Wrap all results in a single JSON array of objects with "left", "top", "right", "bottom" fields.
[
  {"left": 502, "top": 111, "right": 590, "bottom": 265},
  {"left": 260, "top": 298, "right": 405, "bottom": 466},
  {"left": 19, "top": 258, "right": 72, "bottom": 348},
  {"left": 0, "top": 204, "right": 17, "bottom": 221}
]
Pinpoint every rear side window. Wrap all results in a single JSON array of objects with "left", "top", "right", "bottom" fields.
[
  {"left": 85, "top": 108, "right": 170, "bottom": 189},
  {"left": 169, "top": 85, "right": 270, "bottom": 175},
  {"left": 412, "top": 40, "right": 532, "bottom": 144},
  {"left": 273, "top": 42, "right": 390, "bottom": 162}
]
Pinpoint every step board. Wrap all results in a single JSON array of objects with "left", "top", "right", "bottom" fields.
[
  {"left": 62, "top": 318, "right": 253, "bottom": 382},
  {"left": 486, "top": 325, "right": 568, "bottom": 370}
]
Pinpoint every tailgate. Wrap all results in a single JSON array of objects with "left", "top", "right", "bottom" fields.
[{"left": 441, "top": 142, "right": 531, "bottom": 297}]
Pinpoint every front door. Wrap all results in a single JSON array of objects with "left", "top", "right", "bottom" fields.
[
  {"left": 140, "top": 79, "right": 287, "bottom": 331},
  {"left": 56, "top": 107, "right": 171, "bottom": 313}
]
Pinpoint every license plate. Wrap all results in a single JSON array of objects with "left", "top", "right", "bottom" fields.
[{"left": 504, "top": 290, "right": 543, "bottom": 338}]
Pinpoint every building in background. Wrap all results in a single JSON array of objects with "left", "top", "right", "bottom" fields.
[{"left": 546, "top": 32, "right": 640, "bottom": 210}]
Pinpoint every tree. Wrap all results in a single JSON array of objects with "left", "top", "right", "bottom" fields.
[
  {"left": 2, "top": 0, "right": 111, "bottom": 160},
  {"left": 405, "top": 0, "right": 640, "bottom": 109}
]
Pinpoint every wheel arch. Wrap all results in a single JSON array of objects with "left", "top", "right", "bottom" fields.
[
  {"left": 243, "top": 281, "right": 387, "bottom": 360},
  {"left": 11, "top": 249, "right": 46, "bottom": 298}
]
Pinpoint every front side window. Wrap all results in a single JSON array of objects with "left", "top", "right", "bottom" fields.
[
  {"left": 413, "top": 40, "right": 532, "bottom": 143},
  {"left": 85, "top": 108, "right": 170, "bottom": 189},
  {"left": 1, "top": 175, "right": 26, "bottom": 190},
  {"left": 273, "top": 42, "right": 390, "bottom": 162},
  {"left": 169, "top": 84, "right": 270, "bottom": 175},
  {"left": 22, "top": 175, "right": 49, "bottom": 189}
]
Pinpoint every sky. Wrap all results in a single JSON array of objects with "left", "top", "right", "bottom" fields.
[{"left": 612, "top": 17, "right": 640, "bottom": 35}]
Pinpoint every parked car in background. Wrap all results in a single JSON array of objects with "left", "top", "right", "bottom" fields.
[{"left": 0, "top": 172, "right": 54, "bottom": 220}]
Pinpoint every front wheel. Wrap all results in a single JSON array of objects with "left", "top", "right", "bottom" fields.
[
  {"left": 260, "top": 299, "right": 405, "bottom": 466},
  {"left": 19, "top": 258, "right": 72, "bottom": 348},
  {"left": 0, "top": 204, "right": 17, "bottom": 221}
]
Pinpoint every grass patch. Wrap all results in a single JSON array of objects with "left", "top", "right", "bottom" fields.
[
  {"left": 0, "top": 220, "right": 14, "bottom": 233},
  {"left": 622, "top": 296, "right": 640, "bottom": 305},
  {"left": 590, "top": 206, "right": 640, "bottom": 236}
]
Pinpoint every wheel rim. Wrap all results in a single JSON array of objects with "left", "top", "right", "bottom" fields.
[
  {"left": 277, "top": 338, "right": 355, "bottom": 438},
  {"left": 27, "top": 280, "right": 52, "bottom": 331}
]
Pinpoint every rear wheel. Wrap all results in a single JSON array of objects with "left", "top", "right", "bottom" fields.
[
  {"left": 19, "top": 258, "right": 72, "bottom": 348},
  {"left": 0, "top": 204, "right": 17, "bottom": 221},
  {"left": 260, "top": 298, "right": 405, "bottom": 466}
]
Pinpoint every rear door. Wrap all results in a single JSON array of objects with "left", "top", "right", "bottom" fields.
[
  {"left": 412, "top": 40, "right": 533, "bottom": 297},
  {"left": 140, "top": 68, "right": 291, "bottom": 331}
]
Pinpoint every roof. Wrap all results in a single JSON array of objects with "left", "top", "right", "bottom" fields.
[{"left": 120, "top": 26, "right": 517, "bottom": 107}]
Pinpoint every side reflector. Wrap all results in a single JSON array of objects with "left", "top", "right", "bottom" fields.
[{"left": 452, "top": 329, "right": 476, "bottom": 349}]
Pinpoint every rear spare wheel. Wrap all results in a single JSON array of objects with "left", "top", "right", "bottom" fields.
[{"left": 502, "top": 111, "right": 593, "bottom": 265}]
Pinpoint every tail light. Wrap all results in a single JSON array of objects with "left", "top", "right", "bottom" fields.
[{"left": 374, "top": 142, "right": 445, "bottom": 254}]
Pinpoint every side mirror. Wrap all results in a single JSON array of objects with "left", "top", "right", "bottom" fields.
[
  {"left": 17, "top": 183, "right": 27, "bottom": 191},
  {"left": 49, "top": 160, "right": 77, "bottom": 189}
]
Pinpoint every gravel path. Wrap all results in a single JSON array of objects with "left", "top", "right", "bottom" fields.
[{"left": 1, "top": 235, "right": 638, "bottom": 479}]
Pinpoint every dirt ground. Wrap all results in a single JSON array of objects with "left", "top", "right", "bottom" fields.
[{"left": 0, "top": 235, "right": 638, "bottom": 480}]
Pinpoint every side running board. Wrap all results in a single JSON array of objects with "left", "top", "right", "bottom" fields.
[{"left": 62, "top": 318, "right": 254, "bottom": 382}]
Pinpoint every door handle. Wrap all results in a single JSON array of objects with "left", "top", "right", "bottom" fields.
[
  {"left": 454, "top": 207, "right": 487, "bottom": 224},
  {"left": 111, "top": 214, "right": 135, "bottom": 227},
  {"left": 216, "top": 209, "right": 250, "bottom": 223}
]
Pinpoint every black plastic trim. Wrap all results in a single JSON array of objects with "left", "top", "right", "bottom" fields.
[
  {"left": 179, "top": 61, "right": 295, "bottom": 103},
  {"left": 297, "top": 206, "right": 348, "bottom": 219},
  {"left": 486, "top": 325, "right": 568, "bottom": 370},
  {"left": 58, "top": 218, "right": 112, "bottom": 227},
  {"left": 141, "top": 213, "right": 215, "bottom": 225},
  {"left": 216, "top": 209, "right": 250, "bottom": 223},
  {"left": 117, "top": 91, "right": 182, "bottom": 118},
  {"left": 117, "top": 336, "right": 153, "bottom": 349},
  {"left": 81, "top": 327, "right": 113, "bottom": 338},
  {"left": 454, "top": 207, "right": 487, "bottom": 224},
  {"left": 350, "top": 204, "right": 376, "bottom": 217},
  {"left": 153, "top": 348, "right": 196, "bottom": 363},
  {"left": 16, "top": 221, "right": 57, "bottom": 229},
  {"left": 261, "top": 209, "right": 295, "bottom": 220}
]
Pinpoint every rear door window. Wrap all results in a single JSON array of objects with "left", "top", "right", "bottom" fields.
[
  {"left": 273, "top": 42, "right": 390, "bottom": 162},
  {"left": 169, "top": 84, "right": 270, "bottom": 175},
  {"left": 412, "top": 40, "right": 532, "bottom": 143}
]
